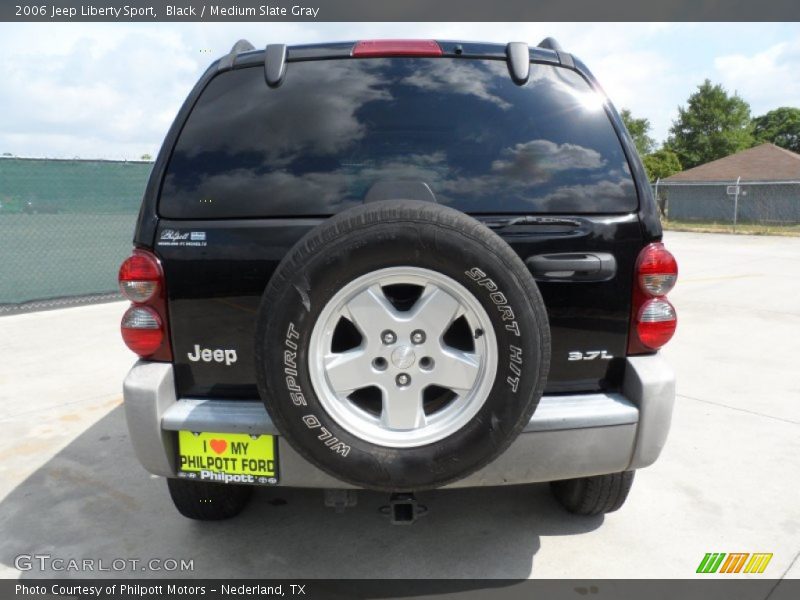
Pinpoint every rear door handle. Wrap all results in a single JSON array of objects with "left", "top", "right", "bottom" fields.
[{"left": 526, "top": 252, "right": 617, "bottom": 282}]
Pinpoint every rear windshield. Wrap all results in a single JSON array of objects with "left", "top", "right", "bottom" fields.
[{"left": 160, "top": 58, "right": 637, "bottom": 218}]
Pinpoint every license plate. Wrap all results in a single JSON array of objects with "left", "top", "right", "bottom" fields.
[{"left": 177, "top": 431, "right": 278, "bottom": 485}]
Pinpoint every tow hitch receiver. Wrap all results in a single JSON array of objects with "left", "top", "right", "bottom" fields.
[{"left": 380, "top": 493, "right": 428, "bottom": 525}]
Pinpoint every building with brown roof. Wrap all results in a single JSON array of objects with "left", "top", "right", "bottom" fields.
[{"left": 659, "top": 144, "right": 800, "bottom": 224}]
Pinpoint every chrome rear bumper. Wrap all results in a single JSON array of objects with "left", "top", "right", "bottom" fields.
[{"left": 123, "top": 355, "right": 675, "bottom": 488}]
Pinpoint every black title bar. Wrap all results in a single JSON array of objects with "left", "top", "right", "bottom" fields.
[{"left": 3, "top": 0, "right": 800, "bottom": 22}]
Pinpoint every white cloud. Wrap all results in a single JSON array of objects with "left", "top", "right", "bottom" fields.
[
  {"left": 492, "top": 140, "right": 605, "bottom": 180},
  {"left": 177, "top": 58, "right": 392, "bottom": 162},
  {"left": 533, "top": 178, "right": 634, "bottom": 211},
  {"left": 714, "top": 39, "right": 800, "bottom": 116},
  {"left": 402, "top": 59, "right": 512, "bottom": 109},
  {"left": 0, "top": 23, "right": 202, "bottom": 159},
  {"left": 0, "top": 22, "right": 798, "bottom": 159}
]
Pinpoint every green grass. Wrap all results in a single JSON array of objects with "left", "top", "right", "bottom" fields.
[
  {"left": 0, "top": 213, "right": 138, "bottom": 305},
  {"left": 662, "top": 219, "right": 800, "bottom": 236}
]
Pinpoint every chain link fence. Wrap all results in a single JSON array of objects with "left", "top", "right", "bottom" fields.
[
  {"left": 3, "top": 158, "right": 799, "bottom": 314},
  {"left": 0, "top": 157, "right": 151, "bottom": 314},
  {"left": 653, "top": 179, "right": 800, "bottom": 234}
]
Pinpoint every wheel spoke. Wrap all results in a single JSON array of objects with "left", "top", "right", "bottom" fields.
[
  {"left": 430, "top": 349, "right": 481, "bottom": 392},
  {"left": 324, "top": 350, "right": 369, "bottom": 396},
  {"left": 381, "top": 387, "right": 426, "bottom": 430},
  {"left": 408, "top": 284, "right": 463, "bottom": 336},
  {"left": 343, "top": 284, "right": 399, "bottom": 338}
]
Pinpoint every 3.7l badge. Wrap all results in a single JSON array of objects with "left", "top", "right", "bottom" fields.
[{"left": 568, "top": 350, "right": 613, "bottom": 361}]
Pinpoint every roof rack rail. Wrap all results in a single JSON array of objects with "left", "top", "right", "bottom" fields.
[
  {"left": 537, "top": 37, "right": 564, "bottom": 52},
  {"left": 218, "top": 39, "right": 256, "bottom": 71},
  {"left": 230, "top": 39, "right": 255, "bottom": 54}
]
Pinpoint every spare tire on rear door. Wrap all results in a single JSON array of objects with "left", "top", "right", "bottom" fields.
[{"left": 255, "top": 200, "right": 550, "bottom": 491}]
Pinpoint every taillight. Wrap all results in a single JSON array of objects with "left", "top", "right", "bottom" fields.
[
  {"left": 118, "top": 248, "right": 172, "bottom": 360},
  {"left": 636, "top": 298, "right": 677, "bottom": 349},
  {"left": 628, "top": 243, "right": 678, "bottom": 354},
  {"left": 352, "top": 40, "right": 443, "bottom": 58},
  {"left": 121, "top": 306, "right": 164, "bottom": 356},
  {"left": 637, "top": 243, "right": 678, "bottom": 296},
  {"left": 119, "top": 250, "right": 161, "bottom": 303}
]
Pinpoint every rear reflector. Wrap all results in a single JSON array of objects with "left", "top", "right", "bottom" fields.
[
  {"left": 636, "top": 298, "right": 677, "bottom": 349},
  {"left": 119, "top": 250, "right": 162, "bottom": 303},
  {"left": 121, "top": 306, "right": 164, "bottom": 357},
  {"left": 352, "top": 40, "right": 443, "bottom": 58}
]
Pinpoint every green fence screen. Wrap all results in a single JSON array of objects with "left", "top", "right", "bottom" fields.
[{"left": 0, "top": 158, "right": 152, "bottom": 311}]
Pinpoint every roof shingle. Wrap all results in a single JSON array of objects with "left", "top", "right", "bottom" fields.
[{"left": 663, "top": 143, "right": 800, "bottom": 182}]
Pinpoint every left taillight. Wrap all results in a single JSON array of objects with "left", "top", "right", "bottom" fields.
[
  {"left": 628, "top": 242, "right": 678, "bottom": 354},
  {"left": 119, "top": 251, "right": 160, "bottom": 302},
  {"left": 118, "top": 249, "right": 172, "bottom": 360}
]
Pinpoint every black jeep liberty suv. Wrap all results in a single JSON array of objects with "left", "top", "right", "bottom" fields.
[{"left": 120, "top": 38, "right": 677, "bottom": 522}]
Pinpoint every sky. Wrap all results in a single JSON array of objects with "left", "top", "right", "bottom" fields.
[{"left": 0, "top": 21, "right": 798, "bottom": 160}]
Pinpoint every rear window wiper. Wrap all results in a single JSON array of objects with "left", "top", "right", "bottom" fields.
[{"left": 483, "top": 216, "right": 582, "bottom": 230}]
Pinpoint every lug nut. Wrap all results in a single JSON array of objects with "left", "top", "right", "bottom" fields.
[
  {"left": 381, "top": 330, "right": 397, "bottom": 345},
  {"left": 396, "top": 373, "right": 411, "bottom": 387},
  {"left": 410, "top": 330, "right": 426, "bottom": 344}
]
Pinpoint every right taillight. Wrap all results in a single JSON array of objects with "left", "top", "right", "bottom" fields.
[
  {"left": 637, "top": 242, "right": 678, "bottom": 296},
  {"left": 628, "top": 242, "right": 678, "bottom": 354},
  {"left": 118, "top": 248, "right": 172, "bottom": 360}
]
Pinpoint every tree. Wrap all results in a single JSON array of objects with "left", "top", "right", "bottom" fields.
[
  {"left": 620, "top": 108, "right": 655, "bottom": 156},
  {"left": 667, "top": 79, "right": 754, "bottom": 169},
  {"left": 752, "top": 107, "right": 800, "bottom": 153},
  {"left": 642, "top": 149, "right": 682, "bottom": 181},
  {"left": 140, "top": 153, "right": 153, "bottom": 161}
]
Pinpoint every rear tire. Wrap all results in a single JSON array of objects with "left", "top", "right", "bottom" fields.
[
  {"left": 166, "top": 478, "right": 253, "bottom": 521},
  {"left": 550, "top": 471, "right": 635, "bottom": 516}
]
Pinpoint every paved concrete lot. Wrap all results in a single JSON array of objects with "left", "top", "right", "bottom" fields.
[{"left": 0, "top": 231, "right": 798, "bottom": 581}]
